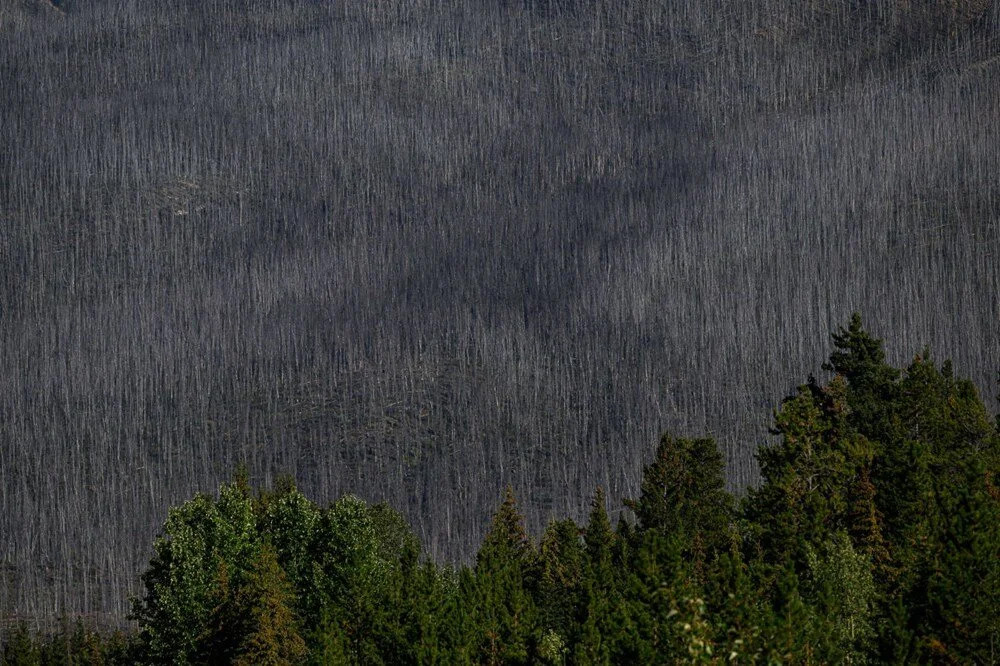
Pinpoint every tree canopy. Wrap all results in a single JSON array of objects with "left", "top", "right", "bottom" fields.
[{"left": 4, "top": 315, "right": 999, "bottom": 664}]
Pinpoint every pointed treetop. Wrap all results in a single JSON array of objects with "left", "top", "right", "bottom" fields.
[
  {"left": 230, "top": 543, "right": 307, "bottom": 666},
  {"left": 584, "top": 486, "right": 616, "bottom": 570},
  {"left": 478, "top": 485, "right": 533, "bottom": 569},
  {"left": 625, "top": 434, "right": 731, "bottom": 537},
  {"left": 822, "top": 313, "right": 898, "bottom": 388}
]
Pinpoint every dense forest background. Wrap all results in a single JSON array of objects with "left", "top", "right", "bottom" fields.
[{"left": 1, "top": 0, "right": 999, "bottom": 629}]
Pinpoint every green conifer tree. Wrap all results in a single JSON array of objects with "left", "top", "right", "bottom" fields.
[
  {"left": 308, "top": 610, "right": 349, "bottom": 666},
  {"left": 397, "top": 560, "right": 452, "bottom": 665},
  {"left": 746, "top": 381, "right": 853, "bottom": 565},
  {"left": 537, "top": 518, "right": 583, "bottom": 643},
  {"left": 908, "top": 458, "right": 1000, "bottom": 663},
  {"left": 574, "top": 487, "right": 627, "bottom": 665},
  {"left": 625, "top": 435, "right": 733, "bottom": 577},
  {"left": 760, "top": 566, "right": 832, "bottom": 664},
  {"left": 230, "top": 544, "right": 307, "bottom": 666},
  {"left": 583, "top": 488, "right": 615, "bottom": 575},
  {"left": 822, "top": 314, "right": 900, "bottom": 442},
  {"left": 472, "top": 486, "right": 538, "bottom": 665},
  {"left": 2, "top": 623, "right": 41, "bottom": 666},
  {"left": 699, "top": 551, "right": 770, "bottom": 662},
  {"left": 619, "top": 532, "right": 698, "bottom": 664}
]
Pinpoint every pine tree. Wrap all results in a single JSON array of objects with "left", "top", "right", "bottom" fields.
[
  {"left": 441, "top": 567, "right": 481, "bottom": 665},
  {"left": 478, "top": 486, "right": 534, "bottom": 570},
  {"left": 573, "top": 595, "right": 613, "bottom": 666},
  {"left": 822, "top": 314, "right": 900, "bottom": 434},
  {"left": 696, "top": 547, "right": 782, "bottom": 663},
  {"left": 2, "top": 623, "right": 41, "bottom": 666},
  {"left": 619, "top": 531, "right": 698, "bottom": 664},
  {"left": 760, "top": 566, "right": 832, "bottom": 664},
  {"left": 537, "top": 518, "right": 583, "bottom": 642},
  {"left": 870, "top": 352, "right": 999, "bottom": 657},
  {"left": 574, "top": 487, "right": 627, "bottom": 665},
  {"left": 308, "top": 610, "right": 349, "bottom": 666},
  {"left": 897, "top": 353, "right": 994, "bottom": 458},
  {"left": 472, "top": 486, "right": 538, "bottom": 665},
  {"left": 583, "top": 488, "right": 615, "bottom": 575},
  {"left": 397, "top": 560, "right": 451, "bottom": 664},
  {"left": 625, "top": 434, "right": 733, "bottom": 577},
  {"left": 909, "top": 458, "right": 1000, "bottom": 663},
  {"left": 746, "top": 382, "right": 854, "bottom": 566},
  {"left": 844, "top": 465, "right": 891, "bottom": 581}
]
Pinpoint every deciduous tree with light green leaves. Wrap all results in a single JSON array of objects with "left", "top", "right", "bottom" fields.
[{"left": 132, "top": 480, "right": 260, "bottom": 664}]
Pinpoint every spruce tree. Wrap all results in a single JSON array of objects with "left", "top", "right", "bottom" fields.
[
  {"left": 760, "top": 566, "right": 831, "bottom": 664},
  {"left": 537, "top": 519, "right": 583, "bottom": 642},
  {"left": 583, "top": 487, "right": 615, "bottom": 575},
  {"left": 2, "top": 623, "right": 41, "bottom": 666},
  {"left": 844, "top": 466, "right": 891, "bottom": 581},
  {"left": 908, "top": 458, "right": 1000, "bottom": 663},
  {"left": 822, "top": 313, "right": 900, "bottom": 439},
  {"left": 397, "top": 560, "right": 451, "bottom": 664},
  {"left": 746, "top": 380, "right": 858, "bottom": 566},
  {"left": 619, "top": 531, "right": 698, "bottom": 664},
  {"left": 699, "top": 552, "right": 767, "bottom": 662},
  {"left": 625, "top": 434, "right": 733, "bottom": 576},
  {"left": 478, "top": 486, "right": 534, "bottom": 570},
  {"left": 472, "top": 486, "right": 538, "bottom": 665},
  {"left": 575, "top": 487, "right": 627, "bottom": 665}
]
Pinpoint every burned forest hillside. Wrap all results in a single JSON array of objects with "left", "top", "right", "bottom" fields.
[{"left": 2, "top": 0, "right": 999, "bottom": 626}]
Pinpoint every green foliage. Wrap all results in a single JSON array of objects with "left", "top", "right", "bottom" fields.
[
  {"left": 583, "top": 487, "right": 615, "bottom": 576},
  {"left": 746, "top": 375, "right": 878, "bottom": 571},
  {"left": 477, "top": 486, "right": 534, "bottom": 571},
  {"left": 258, "top": 485, "right": 321, "bottom": 594},
  {"left": 537, "top": 518, "right": 583, "bottom": 641},
  {"left": 229, "top": 544, "right": 307, "bottom": 666},
  {"left": 128, "top": 474, "right": 421, "bottom": 664},
  {"left": 396, "top": 561, "right": 458, "bottom": 665},
  {"left": 15, "top": 316, "right": 999, "bottom": 665},
  {"left": 759, "top": 566, "right": 831, "bottom": 664},
  {"left": 907, "top": 457, "right": 1000, "bottom": 663},
  {"left": 132, "top": 481, "right": 259, "bottom": 664},
  {"left": 536, "top": 629, "right": 567, "bottom": 665},
  {"left": 306, "top": 613, "right": 349, "bottom": 666},
  {"left": 573, "top": 488, "right": 629, "bottom": 665},
  {"left": 2, "top": 624, "right": 40, "bottom": 666},
  {"left": 625, "top": 435, "right": 734, "bottom": 576},
  {"left": 470, "top": 487, "right": 539, "bottom": 665},
  {"left": 0, "top": 620, "right": 134, "bottom": 666},
  {"left": 304, "top": 494, "right": 410, "bottom": 664},
  {"left": 804, "top": 531, "right": 876, "bottom": 663}
]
